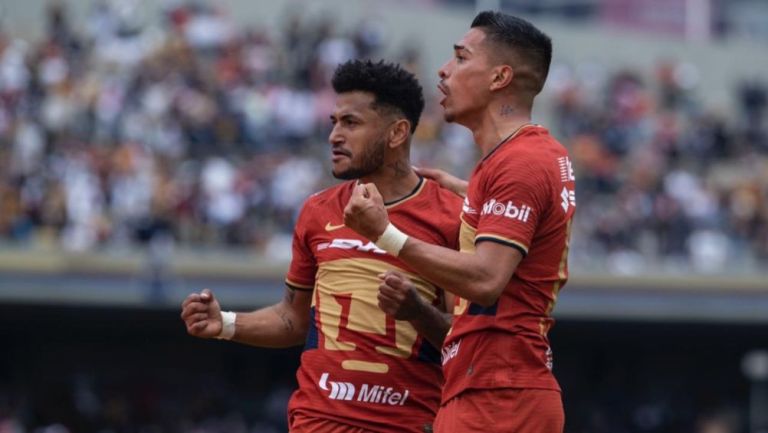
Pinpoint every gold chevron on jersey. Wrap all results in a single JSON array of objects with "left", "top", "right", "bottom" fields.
[{"left": 284, "top": 178, "right": 463, "bottom": 433}]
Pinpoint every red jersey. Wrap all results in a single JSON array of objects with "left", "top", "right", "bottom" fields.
[
  {"left": 441, "top": 125, "right": 576, "bottom": 403},
  {"left": 286, "top": 178, "right": 462, "bottom": 433}
]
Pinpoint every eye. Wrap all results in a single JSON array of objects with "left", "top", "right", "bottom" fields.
[{"left": 455, "top": 54, "right": 465, "bottom": 63}]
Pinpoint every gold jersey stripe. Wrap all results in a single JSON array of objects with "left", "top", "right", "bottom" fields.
[
  {"left": 459, "top": 213, "right": 474, "bottom": 227},
  {"left": 474, "top": 233, "right": 530, "bottom": 254},
  {"left": 384, "top": 177, "right": 426, "bottom": 209},
  {"left": 342, "top": 360, "right": 390, "bottom": 373},
  {"left": 459, "top": 219, "right": 477, "bottom": 253},
  {"left": 314, "top": 258, "right": 438, "bottom": 360},
  {"left": 316, "top": 259, "right": 438, "bottom": 302}
]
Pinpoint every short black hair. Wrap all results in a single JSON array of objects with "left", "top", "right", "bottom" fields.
[
  {"left": 332, "top": 59, "right": 424, "bottom": 133},
  {"left": 471, "top": 11, "right": 552, "bottom": 95}
]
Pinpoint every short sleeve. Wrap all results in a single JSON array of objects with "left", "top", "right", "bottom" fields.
[
  {"left": 285, "top": 200, "right": 317, "bottom": 290},
  {"left": 474, "top": 157, "right": 549, "bottom": 256}
]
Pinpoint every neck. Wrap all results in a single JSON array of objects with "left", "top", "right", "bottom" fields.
[
  {"left": 360, "top": 157, "right": 421, "bottom": 203},
  {"left": 467, "top": 99, "right": 532, "bottom": 157}
]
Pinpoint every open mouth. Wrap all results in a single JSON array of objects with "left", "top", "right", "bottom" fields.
[{"left": 437, "top": 83, "right": 448, "bottom": 105}]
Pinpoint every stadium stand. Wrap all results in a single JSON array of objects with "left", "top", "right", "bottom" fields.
[{"left": 0, "top": 0, "right": 765, "bottom": 274}]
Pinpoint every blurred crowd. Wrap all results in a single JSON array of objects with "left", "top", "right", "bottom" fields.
[
  {"left": 551, "top": 62, "right": 768, "bottom": 274},
  {"left": 0, "top": 1, "right": 766, "bottom": 274},
  {"left": 0, "top": 1, "right": 465, "bottom": 261}
]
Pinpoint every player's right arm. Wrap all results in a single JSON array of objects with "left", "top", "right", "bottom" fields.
[
  {"left": 183, "top": 195, "right": 317, "bottom": 347},
  {"left": 181, "top": 286, "right": 312, "bottom": 348}
]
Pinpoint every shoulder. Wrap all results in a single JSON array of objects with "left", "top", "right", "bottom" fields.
[
  {"left": 295, "top": 182, "right": 353, "bottom": 233},
  {"left": 303, "top": 181, "right": 354, "bottom": 209},
  {"left": 489, "top": 126, "right": 568, "bottom": 179},
  {"left": 421, "top": 179, "right": 464, "bottom": 213}
]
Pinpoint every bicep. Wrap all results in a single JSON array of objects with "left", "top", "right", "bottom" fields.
[
  {"left": 476, "top": 161, "right": 547, "bottom": 253},
  {"left": 286, "top": 201, "right": 319, "bottom": 288},
  {"left": 280, "top": 285, "right": 313, "bottom": 330},
  {"left": 474, "top": 239, "right": 525, "bottom": 292}
]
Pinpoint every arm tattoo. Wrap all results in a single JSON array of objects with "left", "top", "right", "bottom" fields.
[
  {"left": 278, "top": 308, "right": 294, "bottom": 332},
  {"left": 500, "top": 105, "right": 515, "bottom": 116}
]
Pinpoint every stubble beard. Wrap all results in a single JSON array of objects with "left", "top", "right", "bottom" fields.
[{"left": 332, "top": 135, "right": 387, "bottom": 180}]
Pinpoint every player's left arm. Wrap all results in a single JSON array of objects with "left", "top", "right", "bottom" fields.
[
  {"left": 345, "top": 185, "right": 528, "bottom": 308},
  {"left": 377, "top": 270, "right": 453, "bottom": 348}
]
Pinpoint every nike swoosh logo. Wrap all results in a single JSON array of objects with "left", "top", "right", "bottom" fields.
[{"left": 325, "top": 222, "right": 346, "bottom": 231}]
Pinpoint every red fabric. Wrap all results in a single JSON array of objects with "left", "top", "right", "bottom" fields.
[
  {"left": 442, "top": 125, "right": 576, "bottom": 403},
  {"left": 434, "top": 388, "right": 564, "bottom": 433},
  {"left": 286, "top": 178, "right": 462, "bottom": 433},
  {"left": 290, "top": 411, "right": 379, "bottom": 433}
]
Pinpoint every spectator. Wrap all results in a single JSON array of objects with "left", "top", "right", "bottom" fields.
[{"left": 0, "top": 2, "right": 765, "bottom": 275}]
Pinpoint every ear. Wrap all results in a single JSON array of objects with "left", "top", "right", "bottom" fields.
[
  {"left": 387, "top": 119, "right": 411, "bottom": 149},
  {"left": 489, "top": 65, "right": 514, "bottom": 91}
]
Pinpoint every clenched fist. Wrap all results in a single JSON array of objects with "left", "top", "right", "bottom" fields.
[
  {"left": 378, "top": 270, "right": 425, "bottom": 321},
  {"left": 180, "top": 288, "right": 223, "bottom": 338},
  {"left": 343, "top": 183, "right": 390, "bottom": 241}
]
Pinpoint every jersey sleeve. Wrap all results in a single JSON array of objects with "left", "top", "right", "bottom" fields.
[
  {"left": 474, "top": 156, "right": 550, "bottom": 256},
  {"left": 285, "top": 199, "right": 317, "bottom": 291}
]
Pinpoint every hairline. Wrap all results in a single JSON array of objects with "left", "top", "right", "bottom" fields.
[{"left": 336, "top": 90, "right": 410, "bottom": 128}]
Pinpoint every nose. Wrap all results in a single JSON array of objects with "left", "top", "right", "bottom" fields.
[
  {"left": 329, "top": 124, "right": 344, "bottom": 146},
  {"left": 438, "top": 60, "right": 451, "bottom": 79}
]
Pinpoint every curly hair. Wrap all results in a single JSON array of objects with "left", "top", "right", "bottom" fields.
[{"left": 332, "top": 59, "right": 425, "bottom": 133}]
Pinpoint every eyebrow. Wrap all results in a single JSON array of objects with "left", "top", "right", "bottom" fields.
[
  {"left": 330, "top": 113, "right": 361, "bottom": 121},
  {"left": 453, "top": 44, "right": 471, "bottom": 53}
]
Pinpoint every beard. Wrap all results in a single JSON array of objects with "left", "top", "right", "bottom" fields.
[{"left": 332, "top": 135, "right": 387, "bottom": 180}]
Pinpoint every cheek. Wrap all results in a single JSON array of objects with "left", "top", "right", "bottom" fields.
[
  {"left": 457, "top": 70, "right": 483, "bottom": 98},
  {"left": 451, "top": 80, "right": 472, "bottom": 106},
  {"left": 346, "top": 133, "right": 371, "bottom": 158},
  {"left": 453, "top": 70, "right": 472, "bottom": 91}
]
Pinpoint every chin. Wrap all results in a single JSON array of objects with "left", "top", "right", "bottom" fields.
[
  {"left": 443, "top": 106, "right": 471, "bottom": 125},
  {"left": 332, "top": 163, "right": 347, "bottom": 178},
  {"left": 332, "top": 169, "right": 355, "bottom": 180},
  {"left": 444, "top": 108, "right": 461, "bottom": 123},
  {"left": 442, "top": 105, "right": 460, "bottom": 123}
]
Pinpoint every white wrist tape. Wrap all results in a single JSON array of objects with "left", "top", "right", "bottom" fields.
[
  {"left": 375, "top": 223, "right": 409, "bottom": 257},
  {"left": 217, "top": 311, "right": 237, "bottom": 340}
]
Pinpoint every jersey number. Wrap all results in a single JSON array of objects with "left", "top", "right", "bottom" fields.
[{"left": 316, "top": 288, "right": 419, "bottom": 373}]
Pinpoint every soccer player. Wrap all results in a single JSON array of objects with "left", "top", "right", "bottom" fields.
[
  {"left": 343, "top": 12, "right": 574, "bottom": 433},
  {"left": 181, "top": 59, "right": 462, "bottom": 433}
]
